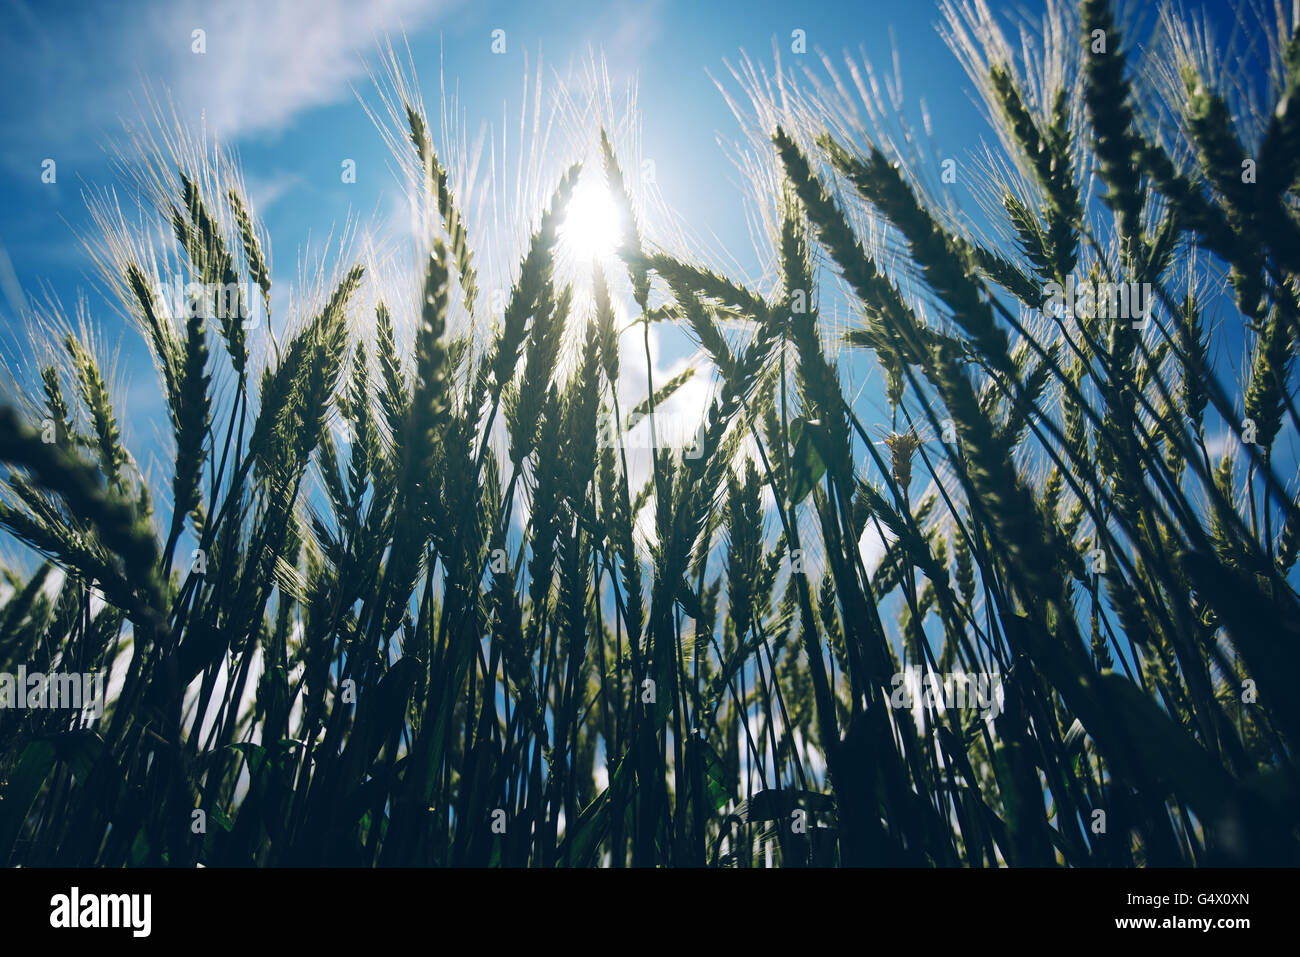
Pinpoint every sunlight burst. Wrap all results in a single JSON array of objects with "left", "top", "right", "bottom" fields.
[{"left": 559, "top": 178, "right": 623, "bottom": 263}]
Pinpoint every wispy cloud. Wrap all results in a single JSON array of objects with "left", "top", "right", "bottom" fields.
[
  {"left": 602, "top": 0, "right": 665, "bottom": 75},
  {"left": 0, "top": 0, "right": 457, "bottom": 169}
]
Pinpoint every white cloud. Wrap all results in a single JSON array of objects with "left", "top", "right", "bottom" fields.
[
  {"left": 0, "top": 0, "right": 457, "bottom": 168},
  {"left": 242, "top": 170, "right": 306, "bottom": 214},
  {"left": 1203, "top": 430, "right": 1234, "bottom": 461},
  {"left": 602, "top": 0, "right": 665, "bottom": 76},
  {"left": 858, "top": 517, "right": 894, "bottom": 576},
  {"left": 156, "top": 0, "right": 454, "bottom": 140}
]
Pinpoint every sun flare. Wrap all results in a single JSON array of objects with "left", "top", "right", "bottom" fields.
[{"left": 559, "top": 179, "right": 623, "bottom": 263}]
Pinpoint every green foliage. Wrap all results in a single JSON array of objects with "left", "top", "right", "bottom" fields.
[{"left": 1, "top": 0, "right": 1298, "bottom": 867}]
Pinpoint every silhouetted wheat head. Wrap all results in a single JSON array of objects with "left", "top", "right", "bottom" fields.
[{"left": 1, "top": 0, "right": 1297, "bottom": 866}]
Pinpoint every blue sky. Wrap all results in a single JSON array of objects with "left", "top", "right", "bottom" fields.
[
  {"left": 0, "top": 0, "right": 982, "bottom": 367},
  {"left": 0, "top": 0, "right": 1278, "bottom": 542},
  {"left": 0, "top": 0, "right": 1252, "bottom": 368},
  {"left": 1, "top": 0, "right": 1289, "bottom": 735},
  {"left": 0, "top": 0, "right": 1253, "bottom": 312},
  {"left": 0, "top": 0, "right": 1006, "bottom": 548}
]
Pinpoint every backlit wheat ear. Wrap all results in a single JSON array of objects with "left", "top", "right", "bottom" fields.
[{"left": 3, "top": 0, "right": 1299, "bottom": 870}]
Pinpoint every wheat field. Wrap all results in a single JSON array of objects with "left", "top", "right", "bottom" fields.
[{"left": 0, "top": 0, "right": 1297, "bottom": 867}]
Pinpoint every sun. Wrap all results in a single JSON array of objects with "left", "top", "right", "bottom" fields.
[{"left": 559, "top": 178, "right": 624, "bottom": 263}]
